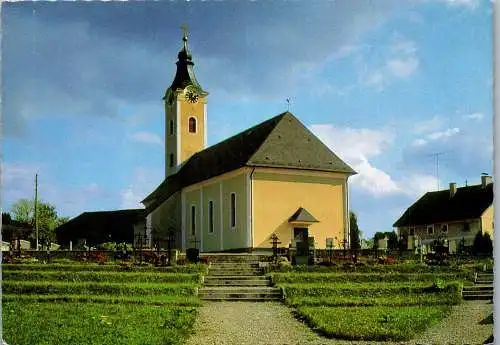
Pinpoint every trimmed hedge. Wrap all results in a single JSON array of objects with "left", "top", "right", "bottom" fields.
[
  {"left": 3, "top": 270, "right": 201, "bottom": 283},
  {"left": 1, "top": 263, "right": 208, "bottom": 273},
  {"left": 279, "top": 281, "right": 463, "bottom": 298},
  {"left": 286, "top": 293, "right": 462, "bottom": 308},
  {"left": 2, "top": 294, "right": 201, "bottom": 306},
  {"left": 275, "top": 263, "right": 472, "bottom": 274},
  {"left": 271, "top": 272, "right": 470, "bottom": 283},
  {"left": 3, "top": 281, "right": 197, "bottom": 296}
]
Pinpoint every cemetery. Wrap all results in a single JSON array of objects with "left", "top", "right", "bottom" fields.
[{"left": 1, "top": 237, "right": 494, "bottom": 344}]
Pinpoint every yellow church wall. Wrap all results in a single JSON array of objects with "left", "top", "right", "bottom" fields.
[
  {"left": 179, "top": 99, "right": 206, "bottom": 163},
  {"left": 481, "top": 205, "right": 494, "bottom": 238},
  {"left": 200, "top": 182, "right": 221, "bottom": 251},
  {"left": 165, "top": 101, "right": 177, "bottom": 176},
  {"left": 252, "top": 168, "right": 347, "bottom": 250},
  {"left": 150, "top": 192, "right": 182, "bottom": 249},
  {"left": 183, "top": 168, "right": 250, "bottom": 252}
]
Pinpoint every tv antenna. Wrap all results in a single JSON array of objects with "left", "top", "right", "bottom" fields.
[{"left": 427, "top": 152, "right": 446, "bottom": 190}]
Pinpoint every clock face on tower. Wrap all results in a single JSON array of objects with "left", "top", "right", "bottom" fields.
[{"left": 185, "top": 90, "right": 199, "bottom": 103}]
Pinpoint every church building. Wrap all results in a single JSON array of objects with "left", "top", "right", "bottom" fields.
[{"left": 141, "top": 31, "right": 356, "bottom": 252}]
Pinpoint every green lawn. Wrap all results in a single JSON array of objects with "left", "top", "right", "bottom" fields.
[
  {"left": 295, "top": 306, "right": 451, "bottom": 341},
  {"left": 3, "top": 301, "right": 197, "bottom": 345},
  {"left": 274, "top": 269, "right": 467, "bottom": 341},
  {"left": 2, "top": 263, "right": 205, "bottom": 345}
]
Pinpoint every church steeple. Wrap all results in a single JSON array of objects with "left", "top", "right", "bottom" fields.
[
  {"left": 163, "top": 26, "right": 208, "bottom": 178},
  {"left": 164, "top": 26, "right": 206, "bottom": 102}
]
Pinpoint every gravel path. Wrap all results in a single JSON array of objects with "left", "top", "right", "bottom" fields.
[
  {"left": 185, "top": 301, "right": 493, "bottom": 345},
  {"left": 408, "top": 300, "right": 493, "bottom": 345}
]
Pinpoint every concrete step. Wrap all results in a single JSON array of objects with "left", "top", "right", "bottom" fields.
[
  {"left": 204, "top": 279, "right": 271, "bottom": 287},
  {"left": 199, "top": 287, "right": 282, "bottom": 300},
  {"left": 201, "top": 254, "right": 270, "bottom": 263},
  {"left": 476, "top": 280, "right": 494, "bottom": 284},
  {"left": 208, "top": 269, "right": 263, "bottom": 276},
  {"left": 201, "top": 296, "right": 282, "bottom": 301},
  {"left": 204, "top": 275, "right": 269, "bottom": 281},
  {"left": 463, "top": 294, "right": 493, "bottom": 300},
  {"left": 463, "top": 285, "right": 494, "bottom": 291},
  {"left": 463, "top": 290, "right": 493, "bottom": 295},
  {"left": 210, "top": 262, "right": 260, "bottom": 269}
]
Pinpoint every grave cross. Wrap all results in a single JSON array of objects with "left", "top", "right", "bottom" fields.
[
  {"left": 270, "top": 233, "right": 281, "bottom": 262},
  {"left": 189, "top": 236, "right": 201, "bottom": 250}
]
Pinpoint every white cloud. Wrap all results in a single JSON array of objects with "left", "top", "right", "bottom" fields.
[
  {"left": 310, "top": 123, "right": 452, "bottom": 198},
  {"left": 463, "top": 112, "right": 484, "bottom": 121},
  {"left": 390, "top": 40, "right": 417, "bottom": 55},
  {"left": 412, "top": 138, "right": 428, "bottom": 147},
  {"left": 310, "top": 124, "right": 400, "bottom": 197},
  {"left": 362, "top": 37, "right": 419, "bottom": 90},
  {"left": 413, "top": 115, "right": 446, "bottom": 134},
  {"left": 84, "top": 183, "right": 100, "bottom": 193},
  {"left": 349, "top": 158, "right": 401, "bottom": 196},
  {"left": 427, "top": 127, "right": 460, "bottom": 140},
  {"left": 120, "top": 167, "right": 163, "bottom": 209},
  {"left": 364, "top": 70, "right": 386, "bottom": 89},
  {"left": 386, "top": 57, "right": 419, "bottom": 78},
  {"left": 120, "top": 188, "right": 141, "bottom": 209},
  {"left": 412, "top": 127, "right": 460, "bottom": 147},
  {"left": 129, "top": 131, "right": 162, "bottom": 146},
  {"left": 444, "top": 0, "right": 479, "bottom": 9},
  {"left": 399, "top": 174, "right": 438, "bottom": 196}
]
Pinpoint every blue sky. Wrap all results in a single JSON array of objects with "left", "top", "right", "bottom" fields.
[{"left": 2, "top": 0, "right": 493, "bottom": 239}]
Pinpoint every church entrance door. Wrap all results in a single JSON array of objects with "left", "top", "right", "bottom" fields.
[{"left": 293, "top": 227, "right": 309, "bottom": 257}]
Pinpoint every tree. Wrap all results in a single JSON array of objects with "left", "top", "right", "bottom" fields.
[
  {"left": 473, "top": 230, "right": 493, "bottom": 256},
  {"left": 10, "top": 199, "right": 68, "bottom": 244},
  {"left": 11, "top": 199, "right": 33, "bottom": 223},
  {"left": 372, "top": 231, "right": 398, "bottom": 251},
  {"left": 349, "top": 211, "right": 361, "bottom": 250}
]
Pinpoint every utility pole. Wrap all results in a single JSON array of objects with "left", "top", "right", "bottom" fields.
[{"left": 34, "top": 174, "right": 39, "bottom": 250}]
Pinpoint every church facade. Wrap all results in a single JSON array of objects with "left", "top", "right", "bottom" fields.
[{"left": 141, "top": 32, "right": 356, "bottom": 252}]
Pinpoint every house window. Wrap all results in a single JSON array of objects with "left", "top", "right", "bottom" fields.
[
  {"left": 230, "top": 193, "right": 236, "bottom": 228},
  {"left": 170, "top": 120, "right": 174, "bottom": 135},
  {"left": 463, "top": 222, "right": 470, "bottom": 232},
  {"left": 427, "top": 226, "right": 434, "bottom": 235},
  {"left": 409, "top": 228, "right": 415, "bottom": 236},
  {"left": 208, "top": 201, "right": 214, "bottom": 233},
  {"left": 169, "top": 154, "right": 174, "bottom": 167},
  {"left": 188, "top": 117, "right": 197, "bottom": 133},
  {"left": 441, "top": 224, "right": 448, "bottom": 233},
  {"left": 191, "top": 205, "right": 196, "bottom": 236}
]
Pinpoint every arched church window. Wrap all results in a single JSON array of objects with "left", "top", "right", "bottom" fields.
[
  {"left": 170, "top": 120, "right": 174, "bottom": 135},
  {"left": 189, "top": 117, "right": 197, "bottom": 133},
  {"left": 169, "top": 154, "right": 174, "bottom": 167}
]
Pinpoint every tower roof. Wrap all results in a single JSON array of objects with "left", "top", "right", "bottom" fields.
[
  {"left": 164, "top": 30, "right": 206, "bottom": 99},
  {"left": 143, "top": 112, "right": 356, "bottom": 212}
]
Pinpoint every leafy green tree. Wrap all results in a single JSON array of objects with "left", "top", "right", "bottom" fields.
[
  {"left": 10, "top": 199, "right": 68, "bottom": 244},
  {"left": 372, "top": 231, "right": 398, "bottom": 250},
  {"left": 11, "top": 199, "right": 33, "bottom": 223},
  {"left": 349, "top": 211, "right": 361, "bottom": 250},
  {"left": 473, "top": 230, "right": 493, "bottom": 256},
  {"left": 483, "top": 233, "right": 493, "bottom": 256}
]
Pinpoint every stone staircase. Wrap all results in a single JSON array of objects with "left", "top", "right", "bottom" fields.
[
  {"left": 462, "top": 268, "right": 493, "bottom": 300},
  {"left": 198, "top": 254, "right": 282, "bottom": 301}
]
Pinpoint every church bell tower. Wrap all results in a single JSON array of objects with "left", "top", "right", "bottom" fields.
[{"left": 163, "top": 26, "right": 208, "bottom": 178}]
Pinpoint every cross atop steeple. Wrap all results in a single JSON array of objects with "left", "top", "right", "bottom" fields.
[{"left": 181, "top": 23, "right": 189, "bottom": 40}]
